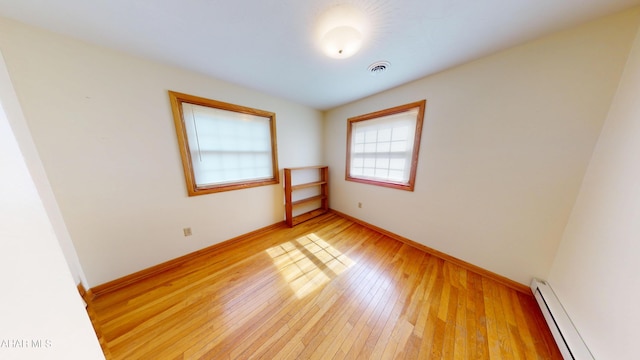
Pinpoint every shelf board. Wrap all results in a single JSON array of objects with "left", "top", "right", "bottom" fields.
[
  {"left": 291, "top": 208, "right": 329, "bottom": 226},
  {"left": 291, "top": 180, "right": 327, "bottom": 191},
  {"left": 291, "top": 194, "right": 327, "bottom": 206},
  {"left": 285, "top": 165, "right": 327, "bottom": 171}
]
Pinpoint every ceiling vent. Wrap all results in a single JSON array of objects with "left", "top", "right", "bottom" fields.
[{"left": 368, "top": 61, "right": 390, "bottom": 75}]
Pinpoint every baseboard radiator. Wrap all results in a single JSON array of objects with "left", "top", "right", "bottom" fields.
[{"left": 530, "top": 279, "right": 594, "bottom": 360}]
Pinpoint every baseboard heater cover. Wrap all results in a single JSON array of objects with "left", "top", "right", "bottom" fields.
[{"left": 530, "top": 279, "right": 594, "bottom": 360}]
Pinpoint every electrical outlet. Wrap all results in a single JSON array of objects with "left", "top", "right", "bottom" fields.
[
  {"left": 358, "top": 202, "right": 362, "bottom": 208},
  {"left": 183, "top": 227, "right": 192, "bottom": 236}
]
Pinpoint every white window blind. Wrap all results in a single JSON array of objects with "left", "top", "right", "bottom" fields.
[
  {"left": 349, "top": 109, "right": 418, "bottom": 185},
  {"left": 182, "top": 103, "right": 274, "bottom": 187}
]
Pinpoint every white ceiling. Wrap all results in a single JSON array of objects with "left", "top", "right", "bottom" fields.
[{"left": 1, "top": 0, "right": 639, "bottom": 110}]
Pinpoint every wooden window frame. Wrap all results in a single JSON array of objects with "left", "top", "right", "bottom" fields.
[
  {"left": 169, "top": 91, "right": 279, "bottom": 196},
  {"left": 345, "top": 100, "right": 426, "bottom": 191}
]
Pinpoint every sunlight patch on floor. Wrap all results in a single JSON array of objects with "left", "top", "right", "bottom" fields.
[{"left": 266, "top": 233, "right": 355, "bottom": 299}]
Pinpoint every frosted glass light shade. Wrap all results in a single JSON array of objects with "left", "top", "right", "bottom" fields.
[{"left": 320, "top": 26, "right": 363, "bottom": 59}]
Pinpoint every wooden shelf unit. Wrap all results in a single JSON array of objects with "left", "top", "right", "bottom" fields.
[{"left": 284, "top": 166, "right": 329, "bottom": 227}]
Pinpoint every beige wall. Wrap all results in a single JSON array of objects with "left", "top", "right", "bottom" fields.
[
  {"left": 0, "top": 52, "right": 104, "bottom": 359},
  {"left": 548, "top": 19, "right": 640, "bottom": 359},
  {"left": 0, "top": 18, "right": 324, "bottom": 287},
  {"left": 324, "top": 9, "right": 640, "bottom": 285}
]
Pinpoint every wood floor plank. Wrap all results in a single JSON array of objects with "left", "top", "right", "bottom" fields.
[
  {"left": 88, "top": 213, "right": 561, "bottom": 359},
  {"left": 416, "top": 259, "right": 445, "bottom": 359},
  {"left": 454, "top": 283, "right": 468, "bottom": 359},
  {"left": 467, "top": 271, "right": 489, "bottom": 360}
]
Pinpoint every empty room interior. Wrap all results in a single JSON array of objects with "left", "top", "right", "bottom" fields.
[{"left": 2, "top": 0, "right": 640, "bottom": 359}]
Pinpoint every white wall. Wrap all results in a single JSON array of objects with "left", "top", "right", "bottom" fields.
[
  {"left": 0, "top": 17, "right": 324, "bottom": 287},
  {"left": 547, "top": 20, "right": 640, "bottom": 360},
  {"left": 0, "top": 52, "right": 104, "bottom": 359},
  {"left": 325, "top": 9, "right": 640, "bottom": 285}
]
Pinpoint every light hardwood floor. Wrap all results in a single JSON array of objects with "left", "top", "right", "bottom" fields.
[{"left": 89, "top": 213, "right": 561, "bottom": 359}]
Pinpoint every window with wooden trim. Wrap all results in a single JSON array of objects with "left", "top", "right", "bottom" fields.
[
  {"left": 346, "top": 100, "right": 426, "bottom": 191},
  {"left": 169, "top": 91, "right": 279, "bottom": 196}
]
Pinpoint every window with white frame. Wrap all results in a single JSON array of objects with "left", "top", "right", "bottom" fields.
[
  {"left": 346, "top": 100, "right": 426, "bottom": 191},
  {"left": 169, "top": 91, "right": 279, "bottom": 196}
]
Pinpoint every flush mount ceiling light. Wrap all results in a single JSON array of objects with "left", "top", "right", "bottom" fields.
[
  {"left": 317, "top": 4, "right": 367, "bottom": 59},
  {"left": 321, "top": 25, "right": 363, "bottom": 59}
]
